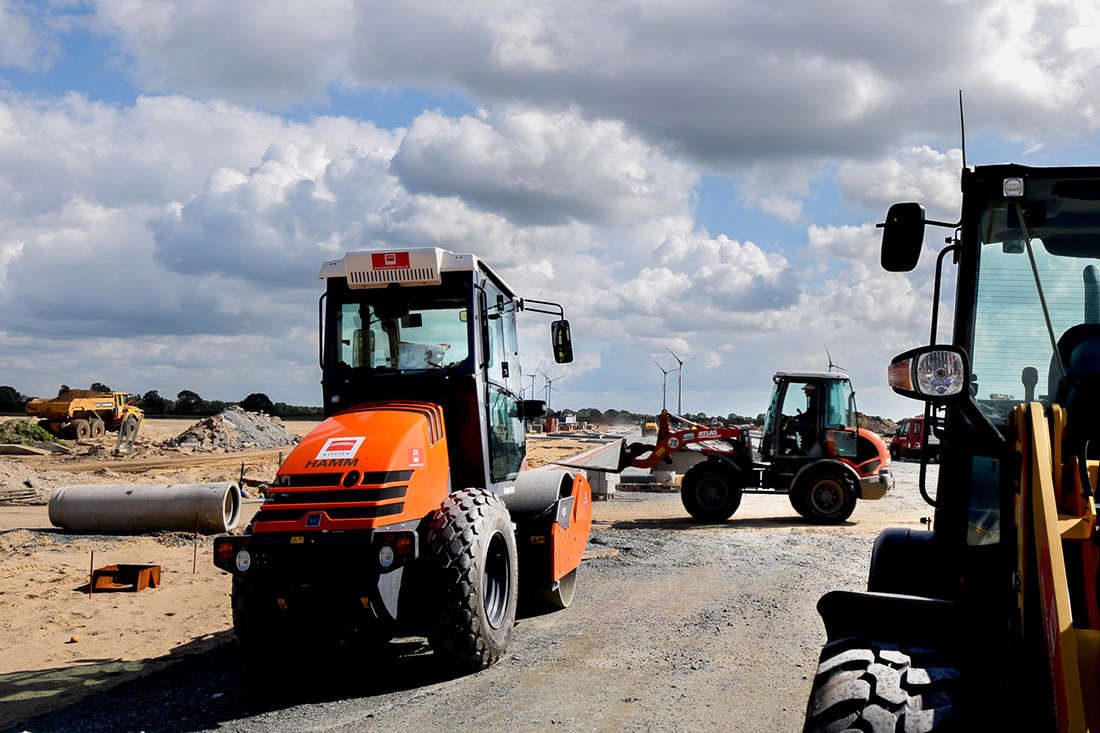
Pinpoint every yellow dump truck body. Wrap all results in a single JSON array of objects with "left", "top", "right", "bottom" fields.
[{"left": 26, "top": 392, "right": 144, "bottom": 438}]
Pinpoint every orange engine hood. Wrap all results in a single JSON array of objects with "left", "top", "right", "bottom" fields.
[{"left": 254, "top": 401, "right": 449, "bottom": 532}]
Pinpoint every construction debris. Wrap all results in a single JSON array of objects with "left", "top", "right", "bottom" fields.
[
  {"left": 0, "top": 444, "right": 53, "bottom": 456},
  {"left": 164, "top": 406, "right": 301, "bottom": 452}
]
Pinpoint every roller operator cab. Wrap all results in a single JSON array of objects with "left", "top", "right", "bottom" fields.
[
  {"left": 214, "top": 247, "right": 592, "bottom": 675},
  {"left": 804, "top": 165, "right": 1100, "bottom": 731}
]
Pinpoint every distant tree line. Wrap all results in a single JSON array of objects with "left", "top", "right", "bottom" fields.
[
  {"left": 561, "top": 406, "right": 766, "bottom": 427},
  {"left": 0, "top": 383, "right": 323, "bottom": 418}
]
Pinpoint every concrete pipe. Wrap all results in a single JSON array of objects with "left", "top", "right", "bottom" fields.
[{"left": 49, "top": 482, "right": 241, "bottom": 535}]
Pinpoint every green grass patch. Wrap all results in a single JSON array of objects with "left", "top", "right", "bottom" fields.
[{"left": 0, "top": 419, "right": 61, "bottom": 446}]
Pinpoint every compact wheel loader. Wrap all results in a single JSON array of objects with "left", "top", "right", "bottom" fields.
[
  {"left": 803, "top": 164, "right": 1100, "bottom": 731},
  {"left": 619, "top": 370, "right": 893, "bottom": 524},
  {"left": 214, "top": 247, "right": 592, "bottom": 673}
]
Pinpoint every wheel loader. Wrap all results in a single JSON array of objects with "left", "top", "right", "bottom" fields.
[
  {"left": 803, "top": 164, "right": 1100, "bottom": 731},
  {"left": 615, "top": 370, "right": 893, "bottom": 524},
  {"left": 213, "top": 247, "right": 592, "bottom": 673}
]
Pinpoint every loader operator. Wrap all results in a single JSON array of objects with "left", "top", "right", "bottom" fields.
[{"left": 783, "top": 383, "right": 818, "bottom": 455}]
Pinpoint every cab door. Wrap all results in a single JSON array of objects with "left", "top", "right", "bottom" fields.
[{"left": 482, "top": 282, "right": 525, "bottom": 483}]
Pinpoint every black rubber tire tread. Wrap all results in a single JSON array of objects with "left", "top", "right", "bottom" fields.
[
  {"left": 72, "top": 419, "right": 91, "bottom": 440},
  {"left": 889, "top": 445, "right": 900, "bottom": 460},
  {"left": 89, "top": 419, "right": 106, "bottom": 438},
  {"left": 794, "top": 466, "right": 857, "bottom": 524},
  {"left": 680, "top": 463, "right": 743, "bottom": 523},
  {"left": 230, "top": 576, "right": 285, "bottom": 670},
  {"left": 789, "top": 485, "right": 810, "bottom": 518},
  {"left": 803, "top": 637, "right": 960, "bottom": 733},
  {"left": 427, "top": 488, "right": 519, "bottom": 672}
]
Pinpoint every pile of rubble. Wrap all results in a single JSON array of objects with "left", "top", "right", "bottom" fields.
[{"left": 164, "top": 406, "right": 301, "bottom": 451}]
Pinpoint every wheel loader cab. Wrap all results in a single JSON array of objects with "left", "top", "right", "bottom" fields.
[
  {"left": 761, "top": 372, "right": 859, "bottom": 463},
  {"left": 318, "top": 248, "right": 567, "bottom": 490}
]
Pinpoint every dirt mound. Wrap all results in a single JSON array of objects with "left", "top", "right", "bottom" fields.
[
  {"left": 859, "top": 413, "right": 898, "bottom": 436},
  {"left": 164, "top": 406, "right": 302, "bottom": 451},
  {"left": 47, "top": 389, "right": 99, "bottom": 402}
]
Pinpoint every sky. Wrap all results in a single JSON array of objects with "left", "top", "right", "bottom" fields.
[{"left": 2, "top": 0, "right": 1100, "bottom": 421}]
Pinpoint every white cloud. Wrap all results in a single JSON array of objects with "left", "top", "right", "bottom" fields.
[
  {"left": 93, "top": 0, "right": 355, "bottom": 105},
  {"left": 834, "top": 145, "right": 963, "bottom": 223},
  {"left": 392, "top": 106, "right": 698, "bottom": 227},
  {"left": 806, "top": 223, "right": 879, "bottom": 264},
  {"left": 0, "top": 1, "right": 56, "bottom": 72}
]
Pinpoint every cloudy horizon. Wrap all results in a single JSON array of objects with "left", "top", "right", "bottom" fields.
[{"left": 3, "top": 0, "right": 1099, "bottom": 420}]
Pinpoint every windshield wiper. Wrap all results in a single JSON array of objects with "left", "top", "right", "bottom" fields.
[{"left": 1016, "top": 202, "right": 1065, "bottom": 382}]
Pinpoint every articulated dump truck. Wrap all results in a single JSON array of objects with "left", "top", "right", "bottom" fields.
[
  {"left": 214, "top": 247, "right": 592, "bottom": 673},
  {"left": 26, "top": 390, "right": 144, "bottom": 440}
]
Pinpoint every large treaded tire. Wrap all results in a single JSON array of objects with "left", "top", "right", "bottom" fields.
[
  {"left": 680, "top": 463, "right": 742, "bottom": 523},
  {"left": 231, "top": 575, "right": 283, "bottom": 670},
  {"left": 803, "top": 638, "right": 960, "bottom": 732},
  {"left": 792, "top": 466, "right": 857, "bottom": 524},
  {"left": 71, "top": 419, "right": 91, "bottom": 440},
  {"left": 89, "top": 419, "right": 106, "bottom": 438},
  {"left": 427, "top": 488, "right": 519, "bottom": 672}
]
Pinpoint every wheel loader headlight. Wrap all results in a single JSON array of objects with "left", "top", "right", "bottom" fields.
[
  {"left": 889, "top": 346, "right": 969, "bottom": 401},
  {"left": 916, "top": 351, "right": 965, "bottom": 396},
  {"left": 1003, "top": 177, "right": 1025, "bottom": 197},
  {"left": 235, "top": 549, "right": 251, "bottom": 572},
  {"left": 378, "top": 545, "right": 395, "bottom": 569}
]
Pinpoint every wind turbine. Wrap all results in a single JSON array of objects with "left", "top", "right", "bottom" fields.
[
  {"left": 541, "top": 371, "right": 564, "bottom": 412},
  {"left": 666, "top": 348, "right": 699, "bottom": 415},
  {"left": 526, "top": 371, "right": 543, "bottom": 401},
  {"left": 653, "top": 360, "right": 673, "bottom": 412},
  {"left": 525, "top": 359, "right": 545, "bottom": 400}
]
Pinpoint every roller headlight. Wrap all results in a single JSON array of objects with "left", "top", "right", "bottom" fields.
[{"left": 235, "top": 549, "right": 252, "bottom": 572}]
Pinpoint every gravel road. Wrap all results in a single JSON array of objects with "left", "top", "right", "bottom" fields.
[{"left": 8, "top": 461, "right": 938, "bottom": 733}]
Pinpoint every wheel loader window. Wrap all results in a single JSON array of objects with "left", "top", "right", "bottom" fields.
[
  {"left": 778, "top": 381, "right": 818, "bottom": 455},
  {"left": 971, "top": 177, "right": 1100, "bottom": 423}
]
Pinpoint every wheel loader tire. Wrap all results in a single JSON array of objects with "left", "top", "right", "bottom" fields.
[
  {"left": 72, "top": 420, "right": 91, "bottom": 440},
  {"left": 889, "top": 445, "right": 900, "bottom": 460},
  {"left": 536, "top": 567, "right": 578, "bottom": 610},
  {"left": 680, "top": 463, "right": 742, "bottom": 523},
  {"left": 793, "top": 466, "right": 857, "bottom": 524},
  {"left": 427, "top": 488, "right": 519, "bottom": 672},
  {"left": 789, "top": 486, "right": 809, "bottom": 518},
  {"left": 803, "top": 637, "right": 960, "bottom": 732},
  {"left": 89, "top": 419, "right": 106, "bottom": 438}
]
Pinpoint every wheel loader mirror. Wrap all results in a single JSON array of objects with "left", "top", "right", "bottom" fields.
[
  {"left": 519, "top": 399, "right": 547, "bottom": 419},
  {"left": 374, "top": 302, "right": 410, "bottom": 320},
  {"left": 459, "top": 309, "right": 468, "bottom": 322},
  {"left": 552, "top": 320, "right": 574, "bottom": 364},
  {"left": 881, "top": 203, "right": 926, "bottom": 272},
  {"left": 400, "top": 313, "right": 423, "bottom": 328}
]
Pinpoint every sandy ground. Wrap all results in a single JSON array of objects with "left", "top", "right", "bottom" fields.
[
  {"left": 0, "top": 418, "right": 597, "bottom": 730},
  {"left": 0, "top": 419, "right": 931, "bottom": 732}
]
